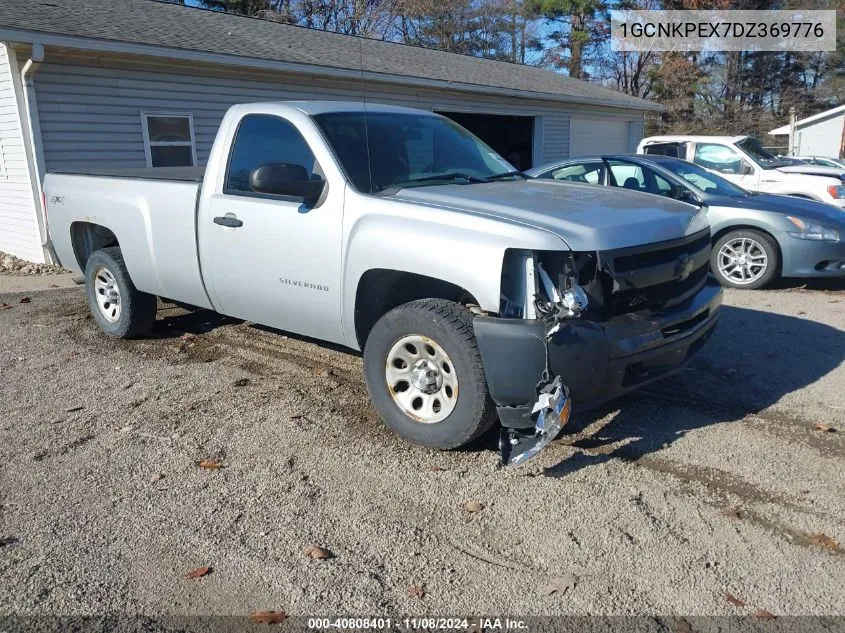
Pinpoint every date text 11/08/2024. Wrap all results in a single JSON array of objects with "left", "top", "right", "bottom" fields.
[{"left": 306, "top": 618, "right": 529, "bottom": 630}]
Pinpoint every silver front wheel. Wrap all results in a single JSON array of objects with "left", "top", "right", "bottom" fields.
[
  {"left": 385, "top": 334, "right": 458, "bottom": 423},
  {"left": 93, "top": 266, "right": 121, "bottom": 322},
  {"left": 717, "top": 237, "right": 768, "bottom": 286}
]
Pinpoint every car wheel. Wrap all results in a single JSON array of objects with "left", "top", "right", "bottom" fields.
[
  {"left": 711, "top": 229, "right": 780, "bottom": 290},
  {"left": 363, "top": 299, "right": 497, "bottom": 449},
  {"left": 85, "top": 246, "right": 157, "bottom": 338}
]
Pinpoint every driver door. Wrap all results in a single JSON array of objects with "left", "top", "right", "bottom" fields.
[{"left": 200, "top": 113, "right": 344, "bottom": 344}]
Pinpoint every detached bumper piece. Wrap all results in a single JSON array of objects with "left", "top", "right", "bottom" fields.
[
  {"left": 500, "top": 377, "right": 571, "bottom": 468},
  {"left": 475, "top": 278, "right": 723, "bottom": 440}
]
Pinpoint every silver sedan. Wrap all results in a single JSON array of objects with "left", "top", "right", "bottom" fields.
[{"left": 527, "top": 154, "right": 845, "bottom": 289}]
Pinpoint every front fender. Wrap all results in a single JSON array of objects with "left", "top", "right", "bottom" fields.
[{"left": 340, "top": 193, "right": 567, "bottom": 349}]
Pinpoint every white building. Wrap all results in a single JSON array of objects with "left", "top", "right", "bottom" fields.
[
  {"left": 769, "top": 105, "right": 845, "bottom": 160},
  {"left": 0, "top": 0, "right": 660, "bottom": 264}
]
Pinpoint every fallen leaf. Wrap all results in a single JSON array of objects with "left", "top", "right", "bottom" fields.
[
  {"left": 185, "top": 566, "right": 212, "bottom": 579},
  {"left": 302, "top": 545, "right": 333, "bottom": 559},
  {"left": 19, "top": 297, "right": 31, "bottom": 304},
  {"left": 198, "top": 458, "right": 223, "bottom": 469},
  {"left": 150, "top": 473, "right": 164, "bottom": 483},
  {"left": 0, "top": 303, "right": 12, "bottom": 310},
  {"left": 179, "top": 333, "right": 196, "bottom": 342},
  {"left": 408, "top": 584, "right": 425, "bottom": 599},
  {"left": 248, "top": 611, "right": 287, "bottom": 625},
  {"left": 720, "top": 507, "right": 742, "bottom": 520},
  {"left": 724, "top": 592, "right": 746, "bottom": 607},
  {"left": 754, "top": 609, "right": 776, "bottom": 620},
  {"left": 539, "top": 573, "right": 578, "bottom": 596},
  {"left": 428, "top": 466, "right": 447, "bottom": 472},
  {"left": 810, "top": 533, "right": 839, "bottom": 551},
  {"left": 464, "top": 500, "right": 485, "bottom": 513},
  {"left": 814, "top": 423, "right": 836, "bottom": 433}
]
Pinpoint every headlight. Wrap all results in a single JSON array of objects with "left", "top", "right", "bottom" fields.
[
  {"left": 827, "top": 184, "right": 845, "bottom": 199},
  {"left": 786, "top": 216, "right": 840, "bottom": 241}
]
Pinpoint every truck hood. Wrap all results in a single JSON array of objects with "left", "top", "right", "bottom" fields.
[
  {"left": 774, "top": 164, "right": 845, "bottom": 179},
  {"left": 391, "top": 180, "right": 708, "bottom": 251}
]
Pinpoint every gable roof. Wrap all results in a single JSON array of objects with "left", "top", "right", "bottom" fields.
[
  {"left": 0, "top": 0, "right": 661, "bottom": 112},
  {"left": 769, "top": 105, "right": 845, "bottom": 136}
]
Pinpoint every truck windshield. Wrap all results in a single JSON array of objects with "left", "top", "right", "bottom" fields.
[
  {"left": 312, "top": 111, "right": 518, "bottom": 194},
  {"left": 736, "top": 137, "right": 802, "bottom": 170}
]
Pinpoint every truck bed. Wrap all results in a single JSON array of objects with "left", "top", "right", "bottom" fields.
[
  {"left": 44, "top": 167, "right": 212, "bottom": 311},
  {"left": 48, "top": 166, "right": 205, "bottom": 182}
]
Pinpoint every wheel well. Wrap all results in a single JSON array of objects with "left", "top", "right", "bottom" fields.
[
  {"left": 354, "top": 269, "right": 479, "bottom": 349},
  {"left": 712, "top": 225, "right": 783, "bottom": 269},
  {"left": 70, "top": 222, "right": 119, "bottom": 271}
]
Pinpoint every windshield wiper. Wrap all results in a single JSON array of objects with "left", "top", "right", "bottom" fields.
[
  {"left": 376, "top": 173, "right": 489, "bottom": 192},
  {"left": 484, "top": 170, "right": 527, "bottom": 181},
  {"left": 409, "top": 172, "right": 489, "bottom": 184}
]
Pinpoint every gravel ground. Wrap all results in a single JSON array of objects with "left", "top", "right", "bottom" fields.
[{"left": 1, "top": 281, "right": 844, "bottom": 621}]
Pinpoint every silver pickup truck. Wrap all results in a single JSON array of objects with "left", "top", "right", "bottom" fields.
[{"left": 44, "top": 101, "right": 722, "bottom": 466}]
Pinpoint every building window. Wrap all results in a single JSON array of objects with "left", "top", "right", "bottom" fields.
[{"left": 141, "top": 112, "right": 197, "bottom": 167}]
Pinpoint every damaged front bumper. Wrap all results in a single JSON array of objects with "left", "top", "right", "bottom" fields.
[{"left": 475, "top": 277, "right": 723, "bottom": 433}]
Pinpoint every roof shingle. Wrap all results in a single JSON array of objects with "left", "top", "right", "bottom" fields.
[{"left": 0, "top": 0, "right": 661, "bottom": 111}]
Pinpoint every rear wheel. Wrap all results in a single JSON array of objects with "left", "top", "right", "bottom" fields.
[
  {"left": 711, "top": 229, "right": 779, "bottom": 290},
  {"left": 84, "top": 247, "right": 156, "bottom": 338},
  {"left": 363, "top": 299, "right": 497, "bottom": 449}
]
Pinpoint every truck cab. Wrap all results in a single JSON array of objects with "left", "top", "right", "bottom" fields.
[{"left": 638, "top": 135, "right": 845, "bottom": 208}]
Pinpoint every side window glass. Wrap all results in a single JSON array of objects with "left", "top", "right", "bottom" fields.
[
  {"left": 550, "top": 162, "right": 603, "bottom": 184},
  {"left": 609, "top": 161, "right": 674, "bottom": 196},
  {"left": 225, "top": 115, "right": 318, "bottom": 195},
  {"left": 653, "top": 172, "right": 674, "bottom": 196},
  {"left": 694, "top": 143, "right": 742, "bottom": 175},
  {"left": 608, "top": 162, "right": 643, "bottom": 191}
]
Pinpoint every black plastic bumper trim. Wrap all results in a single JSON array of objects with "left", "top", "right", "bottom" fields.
[{"left": 475, "top": 280, "right": 723, "bottom": 429}]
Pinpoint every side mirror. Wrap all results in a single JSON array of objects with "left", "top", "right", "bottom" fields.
[
  {"left": 249, "top": 163, "right": 325, "bottom": 201},
  {"left": 740, "top": 161, "right": 755, "bottom": 176},
  {"left": 670, "top": 185, "right": 702, "bottom": 206}
]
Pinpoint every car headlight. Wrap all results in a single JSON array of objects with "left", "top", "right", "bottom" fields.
[
  {"left": 786, "top": 216, "right": 840, "bottom": 241},
  {"left": 827, "top": 184, "right": 845, "bottom": 199}
]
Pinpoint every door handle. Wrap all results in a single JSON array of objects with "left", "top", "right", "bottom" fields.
[{"left": 213, "top": 215, "right": 243, "bottom": 228}]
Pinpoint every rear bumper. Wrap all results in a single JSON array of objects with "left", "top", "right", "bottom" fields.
[
  {"left": 781, "top": 237, "right": 845, "bottom": 277},
  {"left": 474, "top": 278, "right": 723, "bottom": 429}
]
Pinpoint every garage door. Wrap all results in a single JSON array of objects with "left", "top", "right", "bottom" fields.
[{"left": 569, "top": 118, "right": 630, "bottom": 157}]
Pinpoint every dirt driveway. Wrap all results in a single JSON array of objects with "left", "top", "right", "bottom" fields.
[{"left": 1, "top": 282, "right": 844, "bottom": 620}]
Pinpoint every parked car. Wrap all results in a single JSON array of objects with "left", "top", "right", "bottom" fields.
[
  {"left": 44, "top": 101, "right": 721, "bottom": 466},
  {"left": 792, "top": 156, "right": 845, "bottom": 170},
  {"left": 527, "top": 154, "right": 845, "bottom": 289},
  {"left": 637, "top": 135, "right": 845, "bottom": 208}
]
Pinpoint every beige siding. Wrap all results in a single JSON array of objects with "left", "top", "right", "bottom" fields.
[
  {"left": 797, "top": 112, "right": 845, "bottom": 158},
  {"left": 27, "top": 50, "right": 647, "bottom": 172},
  {"left": 0, "top": 43, "right": 41, "bottom": 262}
]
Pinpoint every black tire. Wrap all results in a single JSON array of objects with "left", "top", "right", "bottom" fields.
[
  {"left": 711, "top": 229, "right": 780, "bottom": 290},
  {"left": 84, "top": 246, "right": 157, "bottom": 338},
  {"left": 363, "top": 299, "right": 497, "bottom": 449}
]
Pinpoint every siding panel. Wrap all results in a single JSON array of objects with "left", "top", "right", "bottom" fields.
[
  {"left": 0, "top": 43, "right": 41, "bottom": 262},
  {"left": 31, "top": 51, "right": 648, "bottom": 172}
]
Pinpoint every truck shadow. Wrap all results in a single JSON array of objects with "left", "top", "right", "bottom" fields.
[{"left": 542, "top": 303, "right": 845, "bottom": 478}]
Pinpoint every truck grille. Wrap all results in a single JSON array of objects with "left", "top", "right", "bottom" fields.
[{"left": 597, "top": 229, "right": 711, "bottom": 318}]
